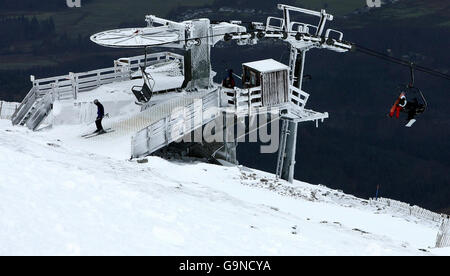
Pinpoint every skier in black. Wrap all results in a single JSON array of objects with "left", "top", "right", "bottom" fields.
[
  {"left": 94, "top": 99, "right": 105, "bottom": 134},
  {"left": 403, "top": 98, "right": 425, "bottom": 122},
  {"left": 222, "top": 69, "right": 236, "bottom": 89}
]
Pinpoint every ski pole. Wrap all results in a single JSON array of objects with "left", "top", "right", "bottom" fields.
[{"left": 85, "top": 113, "right": 110, "bottom": 125}]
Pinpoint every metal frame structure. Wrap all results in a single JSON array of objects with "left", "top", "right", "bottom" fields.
[
  {"left": 14, "top": 3, "right": 352, "bottom": 184},
  {"left": 91, "top": 4, "right": 352, "bottom": 182}
]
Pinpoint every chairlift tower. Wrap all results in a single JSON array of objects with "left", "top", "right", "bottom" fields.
[
  {"left": 273, "top": 4, "right": 351, "bottom": 182},
  {"left": 202, "top": 4, "right": 351, "bottom": 182}
]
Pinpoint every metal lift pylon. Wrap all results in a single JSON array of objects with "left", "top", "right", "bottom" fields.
[
  {"left": 274, "top": 4, "right": 350, "bottom": 183},
  {"left": 276, "top": 47, "right": 306, "bottom": 182}
]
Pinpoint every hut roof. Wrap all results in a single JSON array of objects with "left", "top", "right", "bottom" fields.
[{"left": 243, "top": 59, "right": 289, "bottom": 73}]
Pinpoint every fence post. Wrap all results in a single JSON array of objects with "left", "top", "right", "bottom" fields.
[
  {"left": 248, "top": 88, "right": 251, "bottom": 116},
  {"left": 234, "top": 89, "right": 239, "bottom": 113},
  {"left": 51, "top": 83, "right": 56, "bottom": 101},
  {"left": 69, "top": 72, "right": 77, "bottom": 100},
  {"left": 114, "top": 60, "right": 119, "bottom": 81},
  {"left": 0, "top": 101, "right": 3, "bottom": 119},
  {"left": 30, "top": 75, "right": 37, "bottom": 96}
]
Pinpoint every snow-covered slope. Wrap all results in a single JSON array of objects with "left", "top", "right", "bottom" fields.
[{"left": 0, "top": 119, "right": 448, "bottom": 256}]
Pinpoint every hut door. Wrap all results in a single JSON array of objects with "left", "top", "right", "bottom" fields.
[{"left": 261, "top": 70, "right": 289, "bottom": 106}]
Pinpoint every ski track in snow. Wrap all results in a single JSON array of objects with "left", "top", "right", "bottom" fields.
[{"left": 0, "top": 120, "right": 448, "bottom": 256}]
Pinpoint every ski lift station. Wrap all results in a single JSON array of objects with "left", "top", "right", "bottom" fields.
[{"left": 10, "top": 4, "right": 352, "bottom": 183}]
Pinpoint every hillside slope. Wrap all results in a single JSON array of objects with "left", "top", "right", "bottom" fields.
[{"left": 0, "top": 119, "right": 449, "bottom": 255}]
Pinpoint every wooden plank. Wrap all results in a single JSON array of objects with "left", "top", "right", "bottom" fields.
[{"left": 35, "top": 75, "right": 70, "bottom": 85}]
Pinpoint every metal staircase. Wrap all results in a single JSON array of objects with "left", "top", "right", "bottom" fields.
[
  {"left": 11, "top": 87, "right": 53, "bottom": 131},
  {"left": 24, "top": 94, "right": 53, "bottom": 130},
  {"left": 131, "top": 89, "right": 219, "bottom": 158}
]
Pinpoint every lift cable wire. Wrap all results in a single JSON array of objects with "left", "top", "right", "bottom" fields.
[
  {"left": 141, "top": 28, "right": 450, "bottom": 81},
  {"left": 352, "top": 43, "right": 450, "bottom": 81}
]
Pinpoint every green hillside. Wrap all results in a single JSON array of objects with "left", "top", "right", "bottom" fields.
[
  {"left": 294, "top": 0, "right": 365, "bottom": 16},
  {"left": 3, "top": 0, "right": 214, "bottom": 36}
]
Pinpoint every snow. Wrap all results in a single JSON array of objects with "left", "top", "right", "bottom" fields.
[
  {"left": 143, "top": 60, "right": 184, "bottom": 92},
  {"left": 150, "top": 73, "right": 184, "bottom": 92},
  {"left": 0, "top": 119, "right": 449, "bottom": 256},
  {"left": 243, "top": 59, "right": 289, "bottom": 73}
]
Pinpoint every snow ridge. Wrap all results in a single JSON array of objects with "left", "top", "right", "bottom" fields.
[{"left": 0, "top": 120, "right": 449, "bottom": 256}]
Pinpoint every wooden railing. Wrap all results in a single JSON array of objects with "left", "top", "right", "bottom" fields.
[
  {"left": 11, "top": 87, "right": 37, "bottom": 125},
  {"left": 12, "top": 52, "right": 183, "bottom": 128},
  {"left": 289, "top": 85, "right": 310, "bottom": 110},
  {"left": 221, "top": 85, "right": 310, "bottom": 114},
  {"left": 221, "top": 86, "right": 263, "bottom": 113},
  {"left": 30, "top": 52, "right": 184, "bottom": 101}
]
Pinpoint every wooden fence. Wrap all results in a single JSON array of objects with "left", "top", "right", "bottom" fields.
[{"left": 0, "top": 101, "right": 20, "bottom": 120}]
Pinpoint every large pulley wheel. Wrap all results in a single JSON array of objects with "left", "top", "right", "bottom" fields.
[{"left": 90, "top": 26, "right": 181, "bottom": 48}]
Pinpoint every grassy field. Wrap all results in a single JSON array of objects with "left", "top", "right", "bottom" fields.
[
  {"left": 4, "top": 0, "right": 367, "bottom": 38},
  {"left": 294, "top": 0, "right": 365, "bottom": 16},
  {"left": 372, "top": 0, "right": 450, "bottom": 20},
  {"left": 1, "top": 0, "right": 448, "bottom": 71},
  {"left": 10, "top": 0, "right": 450, "bottom": 37},
  {"left": 21, "top": 0, "right": 215, "bottom": 36}
]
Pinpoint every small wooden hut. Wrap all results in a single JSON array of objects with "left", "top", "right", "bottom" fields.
[{"left": 242, "top": 59, "right": 290, "bottom": 106}]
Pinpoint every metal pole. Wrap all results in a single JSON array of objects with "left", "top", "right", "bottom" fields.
[
  {"left": 280, "top": 50, "right": 306, "bottom": 183},
  {"left": 281, "top": 121, "right": 298, "bottom": 182},
  {"left": 144, "top": 47, "right": 148, "bottom": 67}
]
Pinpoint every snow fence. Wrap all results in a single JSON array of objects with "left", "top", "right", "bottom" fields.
[
  {"left": 370, "top": 197, "right": 450, "bottom": 248},
  {"left": 436, "top": 218, "right": 450, "bottom": 248}
]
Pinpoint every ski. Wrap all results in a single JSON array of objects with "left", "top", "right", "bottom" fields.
[
  {"left": 84, "top": 129, "right": 115, "bottom": 139},
  {"left": 405, "top": 119, "right": 417, "bottom": 128},
  {"left": 81, "top": 132, "right": 97, "bottom": 138},
  {"left": 81, "top": 128, "right": 113, "bottom": 138}
]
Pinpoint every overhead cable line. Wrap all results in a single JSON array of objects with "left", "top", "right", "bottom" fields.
[{"left": 136, "top": 27, "right": 450, "bottom": 81}]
